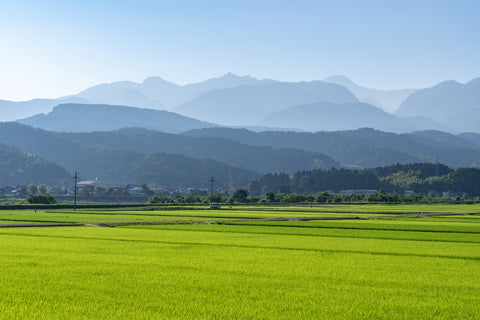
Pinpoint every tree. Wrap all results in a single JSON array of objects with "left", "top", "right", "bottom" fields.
[
  {"left": 26, "top": 194, "right": 57, "bottom": 204},
  {"left": 248, "top": 180, "right": 262, "bottom": 196},
  {"left": 231, "top": 188, "right": 248, "bottom": 202},
  {"left": 279, "top": 185, "right": 291, "bottom": 194},
  {"left": 27, "top": 183, "right": 38, "bottom": 195},
  {"left": 95, "top": 187, "right": 106, "bottom": 195},
  {"left": 265, "top": 191, "right": 276, "bottom": 202},
  {"left": 139, "top": 183, "right": 154, "bottom": 196},
  {"left": 148, "top": 195, "right": 173, "bottom": 204},
  {"left": 38, "top": 184, "right": 47, "bottom": 194},
  {"left": 80, "top": 184, "right": 95, "bottom": 196}
]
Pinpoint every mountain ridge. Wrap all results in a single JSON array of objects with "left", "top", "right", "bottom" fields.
[
  {"left": 325, "top": 75, "right": 417, "bottom": 113},
  {"left": 395, "top": 77, "right": 480, "bottom": 132},
  {"left": 17, "top": 103, "right": 216, "bottom": 133}
]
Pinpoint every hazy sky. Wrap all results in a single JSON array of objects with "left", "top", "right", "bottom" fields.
[{"left": 0, "top": 0, "right": 479, "bottom": 101}]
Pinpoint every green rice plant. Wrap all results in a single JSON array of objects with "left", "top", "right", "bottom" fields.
[{"left": 0, "top": 205, "right": 479, "bottom": 319}]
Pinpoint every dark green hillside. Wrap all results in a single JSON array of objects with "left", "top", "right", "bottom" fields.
[
  {"left": 128, "top": 153, "right": 258, "bottom": 188},
  {"left": 289, "top": 163, "right": 479, "bottom": 196},
  {"left": 61, "top": 149, "right": 258, "bottom": 188},
  {"left": 0, "top": 123, "right": 258, "bottom": 187},
  {"left": 406, "top": 130, "right": 479, "bottom": 149},
  {"left": 185, "top": 127, "right": 480, "bottom": 168},
  {"left": 184, "top": 128, "right": 421, "bottom": 168},
  {"left": 0, "top": 143, "right": 70, "bottom": 186},
  {"left": 57, "top": 128, "right": 340, "bottom": 174},
  {"left": 458, "top": 132, "right": 480, "bottom": 147}
]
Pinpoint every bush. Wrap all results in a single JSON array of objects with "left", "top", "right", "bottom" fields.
[
  {"left": 148, "top": 195, "right": 173, "bottom": 204},
  {"left": 26, "top": 194, "right": 57, "bottom": 204}
]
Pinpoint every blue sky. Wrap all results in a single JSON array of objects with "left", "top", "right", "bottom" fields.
[{"left": 0, "top": 0, "right": 479, "bottom": 101}]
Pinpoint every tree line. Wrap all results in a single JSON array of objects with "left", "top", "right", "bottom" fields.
[{"left": 247, "top": 163, "right": 480, "bottom": 196}]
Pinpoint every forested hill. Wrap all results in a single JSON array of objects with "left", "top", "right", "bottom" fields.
[
  {"left": 185, "top": 127, "right": 480, "bottom": 168},
  {"left": 0, "top": 123, "right": 259, "bottom": 187},
  {"left": 56, "top": 128, "right": 339, "bottom": 174},
  {"left": 0, "top": 143, "right": 70, "bottom": 186},
  {"left": 250, "top": 163, "right": 480, "bottom": 196},
  {"left": 0, "top": 123, "right": 335, "bottom": 187}
]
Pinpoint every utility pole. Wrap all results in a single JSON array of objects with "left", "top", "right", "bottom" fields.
[
  {"left": 310, "top": 178, "right": 314, "bottom": 208},
  {"left": 210, "top": 176, "right": 215, "bottom": 208},
  {"left": 74, "top": 171, "right": 78, "bottom": 211}
]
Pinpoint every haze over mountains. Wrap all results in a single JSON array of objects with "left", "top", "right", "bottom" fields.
[
  {"left": 259, "top": 102, "right": 416, "bottom": 133},
  {"left": 185, "top": 127, "right": 480, "bottom": 169},
  {"left": 395, "top": 78, "right": 480, "bottom": 132},
  {"left": 324, "top": 75, "right": 417, "bottom": 113},
  {"left": 17, "top": 104, "right": 215, "bottom": 134},
  {"left": 2, "top": 73, "right": 480, "bottom": 134},
  {"left": 0, "top": 73, "right": 273, "bottom": 121},
  {"left": 171, "top": 81, "right": 358, "bottom": 125},
  {"left": 2, "top": 73, "right": 480, "bottom": 187},
  {"left": 4, "top": 119, "right": 480, "bottom": 186},
  {"left": 0, "top": 122, "right": 340, "bottom": 186}
]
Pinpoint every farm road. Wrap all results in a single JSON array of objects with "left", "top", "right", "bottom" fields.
[
  {"left": 0, "top": 212, "right": 477, "bottom": 228},
  {"left": 0, "top": 216, "right": 361, "bottom": 228}
]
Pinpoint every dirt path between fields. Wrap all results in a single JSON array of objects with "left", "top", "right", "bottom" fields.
[
  {"left": 0, "top": 212, "right": 477, "bottom": 228},
  {"left": 0, "top": 216, "right": 363, "bottom": 228}
]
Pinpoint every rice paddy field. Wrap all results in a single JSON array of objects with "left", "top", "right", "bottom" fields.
[{"left": 0, "top": 204, "right": 479, "bottom": 319}]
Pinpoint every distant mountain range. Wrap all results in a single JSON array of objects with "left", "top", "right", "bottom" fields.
[
  {"left": 17, "top": 103, "right": 216, "bottom": 133},
  {"left": 184, "top": 127, "right": 480, "bottom": 169},
  {"left": 0, "top": 73, "right": 274, "bottom": 121},
  {"left": 1, "top": 73, "right": 480, "bottom": 134},
  {"left": 0, "top": 123, "right": 259, "bottom": 187},
  {"left": 324, "top": 75, "right": 417, "bottom": 113},
  {"left": 3, "top": 72, "right": 480, "bottom": 189},
  {"left": 57, "top": 128, "right": 339, "bottom": 174},
  {"left": 171, "top": 81, "right": 358, "bottom": 125},
  {"left": 72, "top": 72, "right": 273, "bottom": 108},
  {"left": 4, "top": 120, "right": 480, "bottom": 187},
  {"left": 0, "top": 123, "right": 339, "bottom": 186},
  {"left": 395, "top": 78, "right": 480, "bottom": 132},
  {"left": 259, "top": 102, "right": 416, "bottom": 133}
]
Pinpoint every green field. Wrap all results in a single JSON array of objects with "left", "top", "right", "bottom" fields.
[{"left": 0, "top": 204, "right": 479, "bottom": 319}]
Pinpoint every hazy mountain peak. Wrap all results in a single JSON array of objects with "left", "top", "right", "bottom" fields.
[
  {"left": 142, "top": 76, "right": 179, "bottom": 87},
  {"left": 200, "top": 72, "right": 260, "bottom": 85},
  {"left": 17, "top": 103, "right": 215, "bottom": 133},
  {"left": 324, "top": 75, "right": 417, "bottom": 113},
  {"left": 433, "top": 79, "right": 462, "bottom": 89},
  {"left": 395, "top": 77, "right": 480, "bottom": 131},
  {"left": 466, "top": 77, "right": 480, "bottom": 87},
  {"left": 220, "top": 72, "right": 248, "bottom": 79},
  {"left": 324, "top": 75, "right": 357, "bottom": 87}
]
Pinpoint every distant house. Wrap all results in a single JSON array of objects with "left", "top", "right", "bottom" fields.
[
  {"left": 128, "top": 187, "right": 143, "bottom": 195},
  {"left": 442, "top": 191, "right": 465, "bottom": 198},
  {"left": 10, "top": 187, "right": 28, "bottom": 196},
  {"left": 405, "top": 190, "right": 415, "bottom": 196},
  {"left": 77, "top": 177, "right": 105, "bottom": 189},
  {"left": 152, "top": 187, "right": 174, "bottom": 196},
  {"left": 0, "top": 186, "right": 14, "bottom": 195}
]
